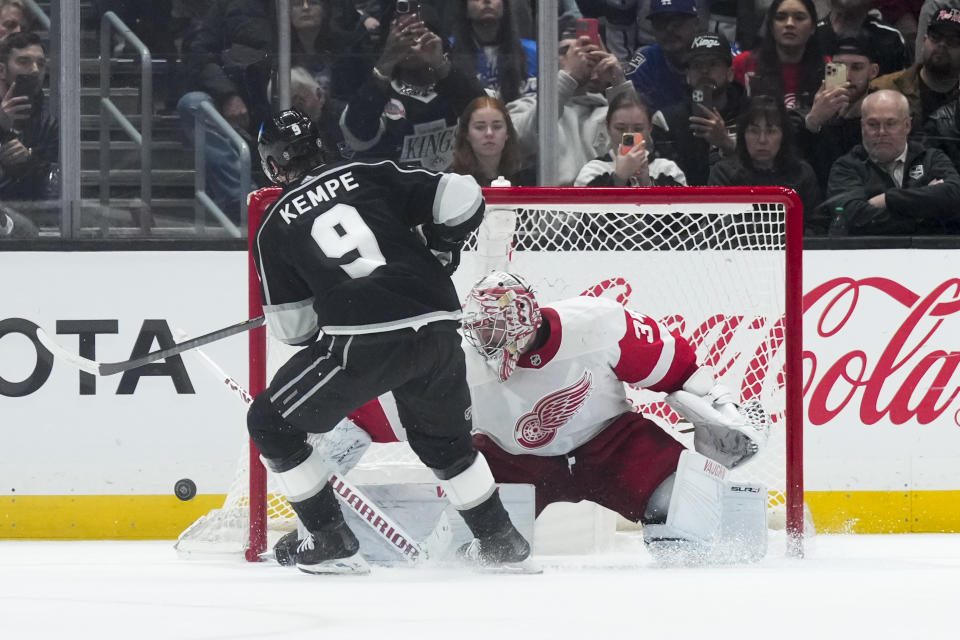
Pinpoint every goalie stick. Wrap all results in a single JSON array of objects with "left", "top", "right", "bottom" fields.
[
  {"left": 35, "top": 315, "right": 266, "bottom": 376},
  {"left": 184, "top": 343, "right": 452, "bottom": 565}
]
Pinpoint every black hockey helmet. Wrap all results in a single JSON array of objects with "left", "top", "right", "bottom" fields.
[{"left": 257, "top": 109, "right": 325, "bottom": 185}]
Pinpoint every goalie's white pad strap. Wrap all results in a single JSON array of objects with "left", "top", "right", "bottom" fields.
[
  {"left": 439, "top": 453, "right": 496, "bottom": 510},
  {"left": 307, "top": 417, "right": 372, "bottom": 475},
  {"left": 266, "top": 448, "right": 335, "bottom": 503}
]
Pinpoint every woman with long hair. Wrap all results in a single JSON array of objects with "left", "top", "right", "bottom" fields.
[
  {"left": 732, "top": 0, "right": 825, "bottom": 112},
  {"left": 574, "top": 90, "right": 686, "bottom": 187},
  {"left": 451, "top": 95, "right": 532, "bottom": 186},
  {"left": 450, "top": 0, "right": 537, "bottom": 104},
  {"left": 289, "top": 0, "right": 377, "bottom": 105},
  {"left": 708, "top": 95, "right": 820, "bottom": 215}
]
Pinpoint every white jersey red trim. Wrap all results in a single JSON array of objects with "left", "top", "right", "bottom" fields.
[
  {"left": 466, "top": 296, "right": 697, "bottom": 456},
  {"left": 346, "top": 296, "right": 698, "bottom": 456}
]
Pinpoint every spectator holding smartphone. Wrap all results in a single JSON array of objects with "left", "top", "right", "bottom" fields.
[
  {"left": 0, "top": 31, "right": 58, "bottom": 202},
  {"left": 508, "top": 34, "right": 634, "bottom": 185},
  {"left": 574, "top": 90, "right": 686, "bottom": 186},
  {"left": 340, "top": 4, "right": 485, "bottom": 170},
  {"left": 655, "top": 31, "right": 744, "bottom": 185},
  {"left": 799, "top": 34, "right": 879, "bottom": 195}
]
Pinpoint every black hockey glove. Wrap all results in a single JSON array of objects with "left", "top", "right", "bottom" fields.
[{"left": 415, "top": 224, "right": 463, "bottom": 274}]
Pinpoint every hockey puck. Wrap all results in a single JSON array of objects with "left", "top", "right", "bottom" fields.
[{"left": 174, "top": 478, "right": 197, "bottom": 501}]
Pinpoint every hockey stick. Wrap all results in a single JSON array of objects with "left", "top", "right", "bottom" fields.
[
  {"left": 184, "top": 342, "right": 452, "bottom": 565},
  {"left": 35, "top": 315, "right": 265, "bottom": 376}
]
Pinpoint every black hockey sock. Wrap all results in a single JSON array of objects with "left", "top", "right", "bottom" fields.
[
  {"left": 458, "top": 491, "right": 512, "bottom": 540},
  {"left": 290, "top": 483, "right": 346, "bottom": 534}
]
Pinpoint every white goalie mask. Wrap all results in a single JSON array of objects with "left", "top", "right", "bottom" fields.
[{"left": 462, "top": 272, "right": 542, "bottom": 382}]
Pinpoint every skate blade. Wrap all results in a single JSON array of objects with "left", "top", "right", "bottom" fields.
[
  {"left": 258, "top": 550, "right": 277, "bottom": 563},
  {"left": 474, "top": 558, "right": 542, "bottom": 575},
  {"left": 296, "top": 554, "right": 371, "bottom": 575}
]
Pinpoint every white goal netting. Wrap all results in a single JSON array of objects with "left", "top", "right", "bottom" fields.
[{"left": 176, "top": 189, "right": 802, "bottom": 556}]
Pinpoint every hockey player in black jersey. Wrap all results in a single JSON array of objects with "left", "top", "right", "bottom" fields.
[{"left": 248, "top": 109, "right": 532, "bottom": 574}]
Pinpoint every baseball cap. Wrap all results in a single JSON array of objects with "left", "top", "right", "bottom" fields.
[
  {"left": 832, "top": 34, "right": 878, "bottom": 61},
  {"left": 929, "top": 8, "right": 960, "bottom": 33},
  {"left": 685, "top": 31, "right": 733, "bottom": 66},
  {"left": 648, "top": 0, "right": 698, "bottom": 19}
]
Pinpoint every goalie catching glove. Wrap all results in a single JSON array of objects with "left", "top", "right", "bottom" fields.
[{"left": 664, "top": 366, "right": 771, "bottom": 469}]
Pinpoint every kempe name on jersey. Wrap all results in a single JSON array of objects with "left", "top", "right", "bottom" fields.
[{"left": 273, "top": 171, "right": 360, "bottom": 224}]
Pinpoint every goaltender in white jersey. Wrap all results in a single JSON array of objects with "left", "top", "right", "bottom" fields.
[
  {"left": 285, "top": 272, "right": 775, "bottom": 565},
  {"left": 465, "top": 293, "right": 683, "bottom": 457}
]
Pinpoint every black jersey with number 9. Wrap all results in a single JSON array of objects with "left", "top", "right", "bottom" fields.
[{"left": 253, "top": 159, "right": 485, "bottom": 344}]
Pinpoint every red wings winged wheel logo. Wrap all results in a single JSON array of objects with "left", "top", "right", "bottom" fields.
[{"left": 514, "top": 371, "right": 594, "bottom": 449}]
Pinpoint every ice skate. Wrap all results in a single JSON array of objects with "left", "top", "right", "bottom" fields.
[
  {"left": 267, "top": 530, "right": 298, "bottom": 566},
  {"left": 458, "top": 522, "right": 540, "bottom": 574},
  {"left": 293, "top": 522, "right": 370, "bottom": 575}
]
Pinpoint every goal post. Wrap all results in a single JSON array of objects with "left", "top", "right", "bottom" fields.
[{"left": 181, "top": 185, "right": 804, "bottom": 560}]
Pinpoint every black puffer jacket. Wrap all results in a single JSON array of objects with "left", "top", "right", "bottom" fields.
[{"left": 823, "top": 141, "right": 960, "bottom": 236}]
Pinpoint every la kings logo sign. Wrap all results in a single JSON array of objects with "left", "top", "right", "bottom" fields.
[{"left": 400, "top": 119, "right": 456, "bottom": 171}]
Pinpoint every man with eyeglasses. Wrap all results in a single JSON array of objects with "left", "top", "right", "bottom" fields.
[
  {"left": 823, "top": 89, "right": 960, "bottom": 235},
  {"left": 871, "top": 8, "right": 960, "bottom": 128}
]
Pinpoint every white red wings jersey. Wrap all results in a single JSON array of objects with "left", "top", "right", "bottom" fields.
[
  {"left": 465, "top": 296, "right": 698, "bottom": 456},
  {"left": 344, "top": 296, "right": 698, "bottom": 457}
]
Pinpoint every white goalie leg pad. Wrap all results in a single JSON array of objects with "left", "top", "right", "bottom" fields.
[
  {"left": 438, "top": 453, "right": 496, "bottom": 510},
  {"left": 643, "top": 450, "right": 767, "bottom": 565},
  {"left": 717, "top": 480, "right": 768, "bottom": 563},
  {"left": 644, "top": 450, "right": 726, "bottom": 547},
  {"left": 264, "top": 448, "right": 336, "bottom": 504}
]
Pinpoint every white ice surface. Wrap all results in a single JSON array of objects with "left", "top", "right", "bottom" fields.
[{"left": 1, "top": 531, "right": 958, "bottom": 640}]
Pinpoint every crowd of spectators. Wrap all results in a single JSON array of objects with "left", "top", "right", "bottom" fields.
[{"left": 6, "top": 0, "right": 960, "bottom": 239}]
